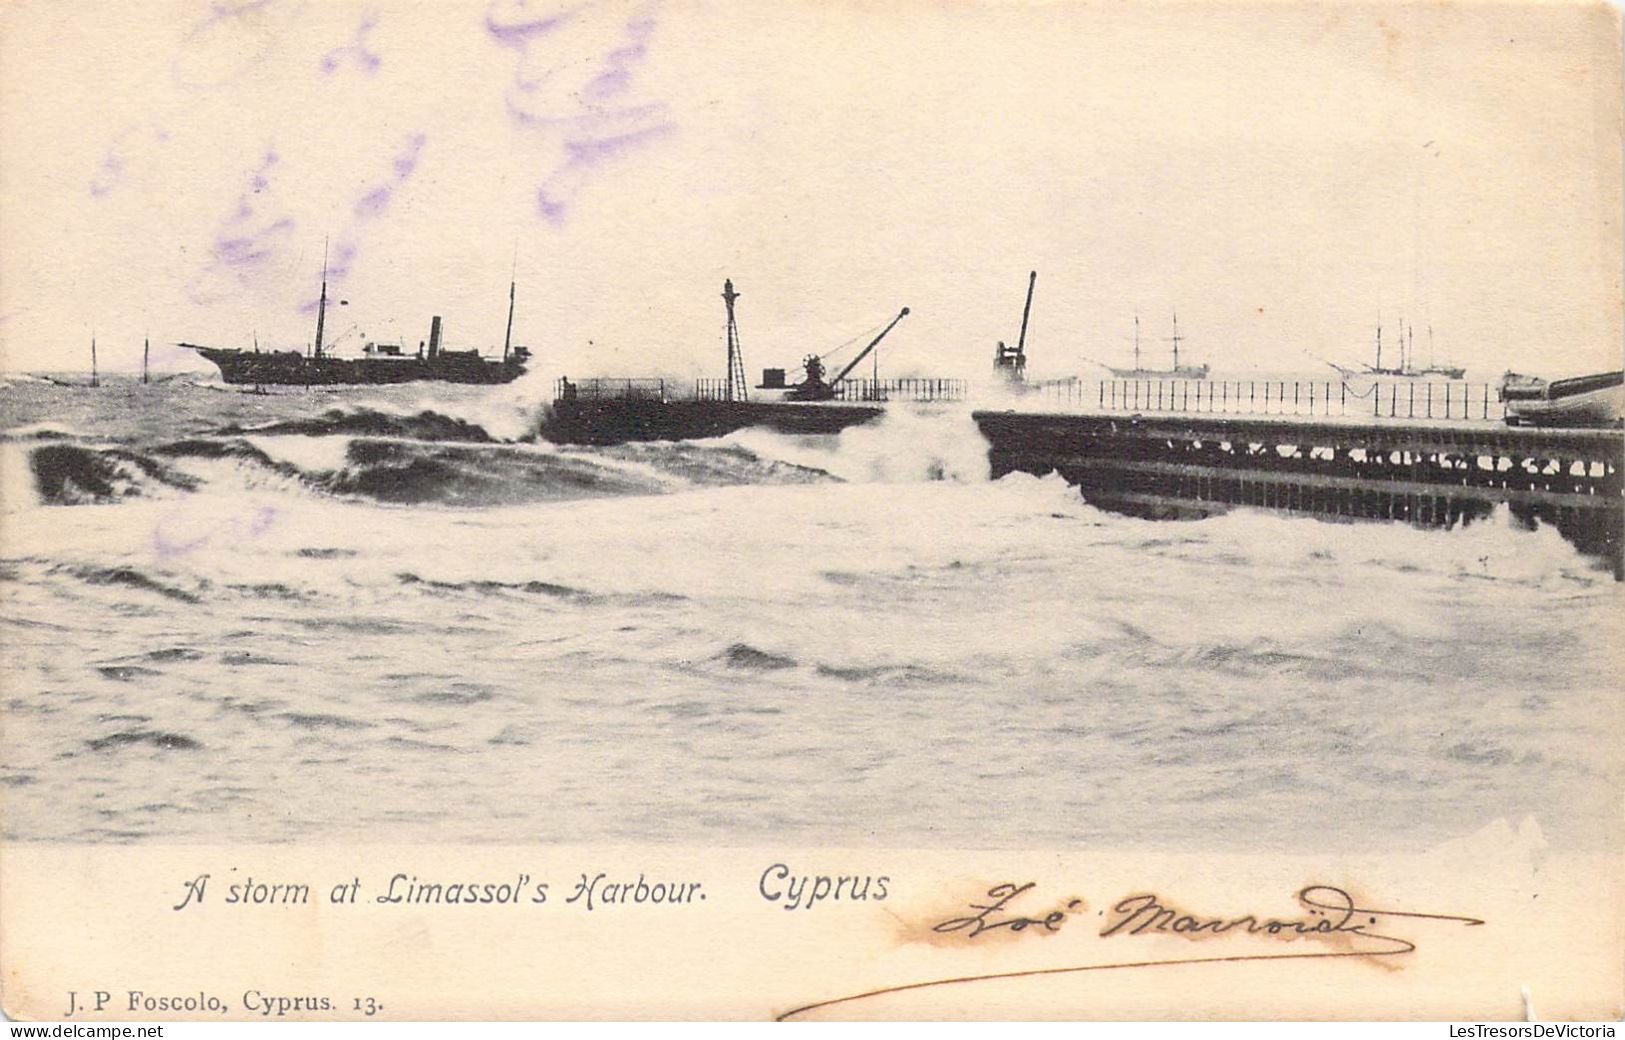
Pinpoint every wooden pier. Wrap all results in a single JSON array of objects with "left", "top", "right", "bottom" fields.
[{"left": 972, "top": 410, "right": 1625, "bottom": 576}]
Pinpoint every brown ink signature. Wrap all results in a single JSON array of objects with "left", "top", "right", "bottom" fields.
[{"left": 776, "top": 883, "right": 1483, "bottom": 1020}]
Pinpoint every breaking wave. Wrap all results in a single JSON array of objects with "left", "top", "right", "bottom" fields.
[
  {"left": 56, "top": 563, "right": 204, "bottom": 603},
  {"left": 212, "top": 406, "right": 498, "bottom": 443},
  {"left": 0, "top": 421, "right": 99, "bottom": 441},
  {"left": 29, "top": 443, "right": 201, "bottom": 504},
  {"left": 10, "top": 430, "right": 838, "bottom": 510}
]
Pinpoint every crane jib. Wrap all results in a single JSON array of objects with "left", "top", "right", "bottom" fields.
[{"left": 829, "top": 307, "right": 910, "bottom": 389}]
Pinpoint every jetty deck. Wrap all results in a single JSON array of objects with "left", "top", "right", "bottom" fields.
[{"left": 972, "top": 402, "right": 1623, "bottom": 575}]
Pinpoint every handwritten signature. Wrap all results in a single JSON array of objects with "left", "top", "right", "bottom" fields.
[{"left": 779, "top": 882, "right": 1483, "bottom": 1020}]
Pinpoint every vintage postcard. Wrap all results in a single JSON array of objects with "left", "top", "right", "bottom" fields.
[{"left": 1, "top": 0, "right": 1621, "bottom": 1023}]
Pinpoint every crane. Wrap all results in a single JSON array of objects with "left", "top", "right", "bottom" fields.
[
  {"left": 994, "top": 270, "right": 1036, "bottom": 383},
  {"left": 786, "top": 307, "right": 911, "bottom": 401}
]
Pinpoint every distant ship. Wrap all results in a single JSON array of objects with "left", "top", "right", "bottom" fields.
[
  {"left": 1104, "top": 312, "right": 1209, "bottom": 379},
  {"left": 183, "top": 258, "right": 530, "bottom": 386},
  {"left": 1360, "top": 319, "right": 1464, "bottom": 379}
]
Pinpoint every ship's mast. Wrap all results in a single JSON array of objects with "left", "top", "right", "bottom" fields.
[
  {"left": 1133, "top": 314, "right": 1141, "bottom": 371},
  {"left": 90, "top": 335, "right": 99, "bottom": 387},
  {"left": 1375, "top": 314, "right": 1383, "bottom": 372},
  {"left": 503, "top": 281, "right": 516, "bottom": 363},
  {"left": 313, "top": 238, "right": 329, "bottom": 359},
  {"left": 1169, "top": 309, "right": 1182, "bottom": 370},
  {"left": 503, "top": 248, "right": 516, "bottom": 362},
  {"left": 722, "top": 279, "right": 747, "bottom": 402},
  {"left": 142, "top": 337, "right": 150, "bottom": 385}
]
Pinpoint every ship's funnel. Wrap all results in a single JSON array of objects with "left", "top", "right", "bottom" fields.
[{"left": 428, "top": 316, "right": 443, "bottom": 359}]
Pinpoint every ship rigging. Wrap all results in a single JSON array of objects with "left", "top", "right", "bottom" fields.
[{"left": 180, "top": 244, "right": 531, "bottom": 386}]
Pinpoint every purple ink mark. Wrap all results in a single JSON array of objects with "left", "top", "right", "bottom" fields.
[
  {"left": 209, "top": 0, "right": 277, "bottom": 19},
  {"left": 319, "top": 13, "right": 382, "bottom": 75},
  {"left": 188, "top": 148, "right": 298, "bottom": 305},
  {"left": 297, "top": 134, "right": 427, "bottom": 313},
  {"left": 353, "top": 187, "right": 393, "bottom": 219},
  {"left": 505, "top": 96, "right": 666, "bottom": 134},
  {"left": 588, "top": 16, "right": 656, "bottom": 100},
  {"left": 247, "top": 505, "right": 277, "bottom": 538},
  {"left": 171, "top": 0, "right": 303, "bottom": 92},
  {"left": 391, "top": 133, "right": 427, "bottom": 178},
  {"left": 485, "top": 0, "right": 588, "bottom": 46},
  {"left": 487, "top": 0, "right": 674, "bottom": 224},
  {"left": 313, "top": 241, "right": 360, "bottom": 287},
  {"left": 89, "top": 124, "right": 171, "bottom": 198},
  {"left": 89, "top": 153, "right": 125, "bottom": 198},
  {"left": 538, "top": 121, "right": 674, "bottom": 224},
  {"left": 496, "top": 4, "right": 661, "bottom": 125},
  {"left": 154, "top": 525, "right": 211, "bottom": 559},
  {"left": 155, "top": 504, "right": 278, "bottom": 559}
]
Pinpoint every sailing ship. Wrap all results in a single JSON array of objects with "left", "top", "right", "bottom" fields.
[
  {"left": 1415, "top": 324, "right": 1465, "bottom": 379},
  {"left": 1363, "top": 319, "right": 1465, "bottom": 379},
  {"left": 1105, "top": 312, "right": 1209, "bottom": 379},
  {"left": 182, "top": 251, "right": 531, "bottom": 386}
]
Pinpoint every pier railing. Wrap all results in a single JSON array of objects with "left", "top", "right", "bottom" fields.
[
  {"left": 693, "top": 377, "right": 968, "bottom": 403},
  {"left": 565, "top": 377, "right": 968, "bottom": 403},
  {"left": 556, "top": 377, "right": 675, "bottom": 402},
  {"left": 1027, "top": 378, "right": 1508, "bottom": 422},
  {"left": 562, "top": 375, "right": 1500, "bottom": 420},
  {"left": 829, "top": 378, "right": 968, "bottom": 403}
]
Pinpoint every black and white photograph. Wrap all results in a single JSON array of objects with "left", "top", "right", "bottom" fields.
[{"left": 0, "top": 0, "right": 1620, "bottom": 1023}]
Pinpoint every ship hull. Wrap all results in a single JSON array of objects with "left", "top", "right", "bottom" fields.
[
  {"left": 1107, "top": 365, "right": 1210, "bottom": 380},
  {"left": 185, "top": 346, "right": 527, "bottom": 386},
  {"left": 543, "top": 398, "right": 884, "bottom": 445},
  {"left": 1363, "top": 367, "right": 1466, "bottom": 379}
]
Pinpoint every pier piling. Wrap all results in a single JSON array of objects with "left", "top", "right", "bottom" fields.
[{"left": 975, "top": 409, "right": 1624, "bottom": 577}]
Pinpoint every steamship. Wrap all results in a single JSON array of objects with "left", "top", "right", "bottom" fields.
[{"left": 183, "top": 261, "right": 530, "bottom": 386}]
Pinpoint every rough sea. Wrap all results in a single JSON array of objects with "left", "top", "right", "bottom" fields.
[{"left": 1, "top": 374, "right": 1618, "bottom": 851}]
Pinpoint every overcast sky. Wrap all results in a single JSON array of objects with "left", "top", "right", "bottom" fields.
[{"left": 1, "top": 0, "right": 1620, "bottom": 381}]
